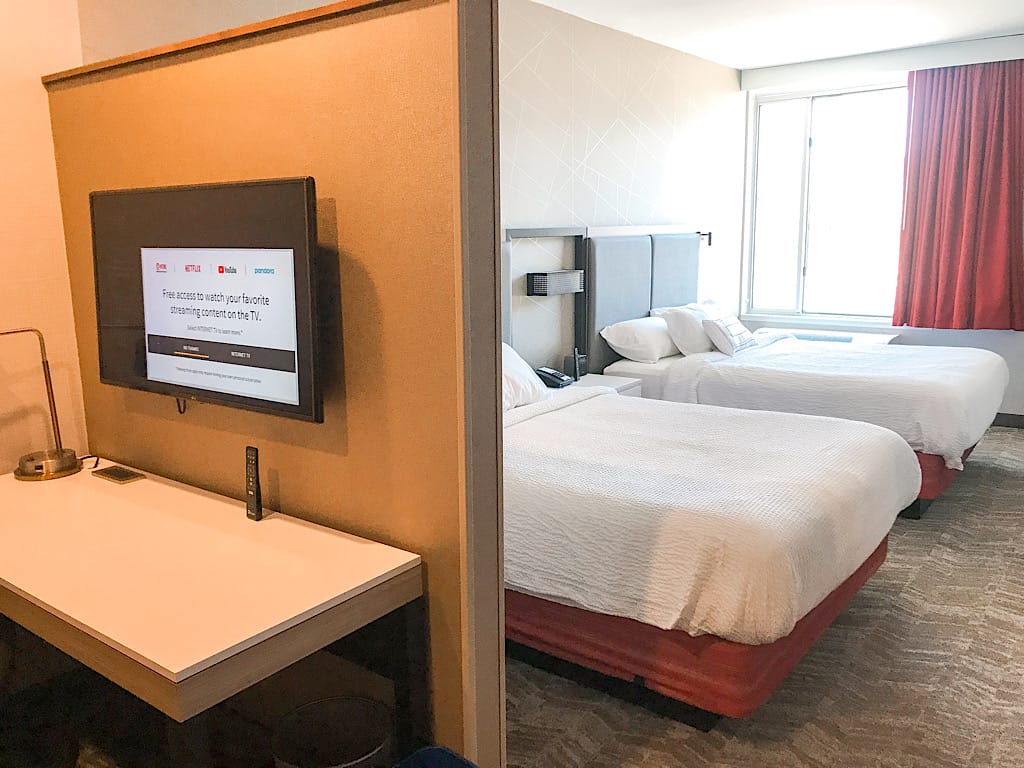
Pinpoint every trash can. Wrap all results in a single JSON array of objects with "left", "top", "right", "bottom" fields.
[
  {"left": 271, "top": 697, "right": 393, "bottom": 768},
  {"left": 398, "top": 747, "right": 478, "bottom": 768}
]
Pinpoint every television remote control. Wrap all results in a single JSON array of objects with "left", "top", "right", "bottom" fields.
[{"left": 245, "top": 446, "right": 263, "bottom": 521}]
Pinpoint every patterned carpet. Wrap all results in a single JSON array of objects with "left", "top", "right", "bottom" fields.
[{"left": 506, "top": 427, "right": 1024, "bottom": 768}]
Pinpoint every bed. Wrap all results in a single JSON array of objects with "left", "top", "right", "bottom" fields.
[
  {"left": 503, "top": 381, "right": 921, "bottom": 717},
  {"left": 581, "top": 233, "right": 1009, "bottom": 510}
]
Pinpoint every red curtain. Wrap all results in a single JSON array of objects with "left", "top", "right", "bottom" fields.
[{"left": 893, "top": 60, "right": 1024, "bottom": 330}]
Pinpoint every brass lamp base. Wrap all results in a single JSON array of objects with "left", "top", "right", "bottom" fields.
[{"left": 14, "top": 449, "right": 83, "bottom": 481}]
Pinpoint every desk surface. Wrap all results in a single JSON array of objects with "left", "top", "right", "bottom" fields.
[{"left": 0, "top": 461, "right": 420, "bottom": 688}]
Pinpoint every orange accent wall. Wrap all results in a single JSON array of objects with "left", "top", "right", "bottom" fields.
[
  {"left": 0, "top": 0, "right": 86, "bottom": 469},
  {"left": 46, "top": 0, "right": 471, "bottom": 749}
]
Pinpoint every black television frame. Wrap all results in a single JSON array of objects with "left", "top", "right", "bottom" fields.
[{"left": 90, "top": 177, "right": 323, "bottom": 423}]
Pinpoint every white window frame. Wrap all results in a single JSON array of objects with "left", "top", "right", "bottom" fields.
[{"left": 739, "top": 81, "right": 907, "bottom": 331}]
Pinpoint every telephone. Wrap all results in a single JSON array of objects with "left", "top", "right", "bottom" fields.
[{"left": 535, "top": 366, "right": 573, "bottom": 388}]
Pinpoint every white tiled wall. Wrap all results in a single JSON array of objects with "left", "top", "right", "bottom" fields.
[
  {"left": 500, "top": 0, "right": 747, "bottom": 368},
  {"left": 1, "top": 1, "right": 87, "bottom": 472},
  {"left": 506, "top": 237, "right": 577, "bottom": 370}
]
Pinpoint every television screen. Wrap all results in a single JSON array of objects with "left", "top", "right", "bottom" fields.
[{"left": 90, "top": 178, "right": 323, "bottom": 422}]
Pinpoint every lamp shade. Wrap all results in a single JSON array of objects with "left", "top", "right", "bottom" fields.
[{"left": 526, "top": 270, "right": 584, "bottom": 296}]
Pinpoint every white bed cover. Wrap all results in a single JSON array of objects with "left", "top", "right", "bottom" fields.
[
  {"left": 504, "top": 388, "right": 920, "bottom": 644},
  {"left": 656, "top": 338, "right": 1009, "bottom": 469}
]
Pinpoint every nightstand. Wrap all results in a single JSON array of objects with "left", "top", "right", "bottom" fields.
[{"left": 573, "top": 373, "right": 642, "bottom": 397}]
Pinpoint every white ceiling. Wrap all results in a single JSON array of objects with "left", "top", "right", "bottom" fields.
[{"left": 530, "top": 0, "right": 1024, "bottom": 70}]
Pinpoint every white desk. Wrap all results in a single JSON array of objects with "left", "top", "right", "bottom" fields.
[{"left": 0, "top": 461, "right": 423, "bottom": 728}]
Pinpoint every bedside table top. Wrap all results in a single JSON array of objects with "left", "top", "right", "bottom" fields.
[{"left": 574, "top": 373, "right": 642, "bottom": 393}]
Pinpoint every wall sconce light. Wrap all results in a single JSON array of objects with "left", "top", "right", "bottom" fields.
[
  {"left": 526, "top": 270, "right": 584, "bottom": 296},
  {"left": 1, "top": 328, "right": 82, "bottom": 481}
]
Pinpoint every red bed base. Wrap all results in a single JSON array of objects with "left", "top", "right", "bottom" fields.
[
  {"left": 506, "top": 538, "right": 888, "bottom": 718},
  {"left": 916, "top": 446, "right": 974, "bottom": 500}
]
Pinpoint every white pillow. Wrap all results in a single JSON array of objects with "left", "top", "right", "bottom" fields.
[
  {"left": 650, "top": 302, "right": 725, "bottom": 355},
  {"left": 702, "top": 316, "right": 757, "bottom": 356},
  {"left": 501, "top": 343, "right": 551, "bottom": 411},
  {"left": 599, "top": 317, "right": 679, "bottom": 363}
]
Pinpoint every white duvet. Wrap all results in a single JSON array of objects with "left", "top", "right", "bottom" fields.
[
  {"left": 660, "top": 338, "right": 1009, "bottom": 469},
  {"left": 503, "top": 388, "right": 920, "bottom": 645}
]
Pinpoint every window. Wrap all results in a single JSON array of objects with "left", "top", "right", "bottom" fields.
[{"left": 746, "top": 86, "right": 908, "bottom": 319}]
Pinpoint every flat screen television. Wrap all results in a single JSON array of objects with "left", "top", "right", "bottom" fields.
[{"left": 90, "top": 177, "right": 323, "bottom": 422}]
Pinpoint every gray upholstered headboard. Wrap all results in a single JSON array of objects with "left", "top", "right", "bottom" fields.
[{"left": 584, "top": 233, "right": 700, "bottom": 373}]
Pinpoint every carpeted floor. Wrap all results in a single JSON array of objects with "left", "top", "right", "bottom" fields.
[{"left": 505, "top": 427, "right": 1024, "bottom": 768}]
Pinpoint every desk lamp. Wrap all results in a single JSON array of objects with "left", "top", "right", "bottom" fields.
[{"left": 1, "top": 328, "right": 82, "bottom": 481}]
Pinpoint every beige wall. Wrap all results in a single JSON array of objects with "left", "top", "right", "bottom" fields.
[
  {"left": 0, "top": 1, "right": 87, "bottom": 471},
  {"left": 46, "top": 0, "right": 486, "bottom": 752},
  {"left": 499, "top": 0, "right": 746, "bottom": 368},
  {"left": 77, "top": 0, "right": 329, "bottom": 62}
]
